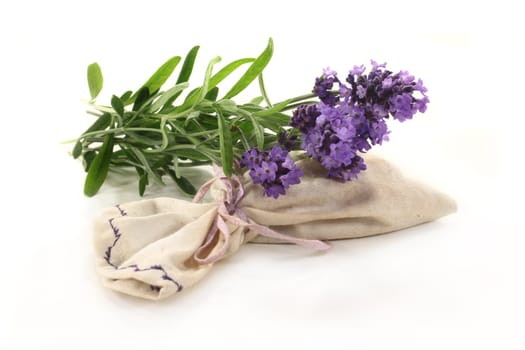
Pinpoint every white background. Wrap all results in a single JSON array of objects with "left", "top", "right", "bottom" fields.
[{"left": 1, "top": 0, "right": 524, "bottom": 349}]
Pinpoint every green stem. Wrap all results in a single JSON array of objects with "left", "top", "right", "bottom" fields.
[
  {"left": 77, "top": 127, "right": 163, "bottom": 141},
  {"left": 280, "top": 100, "right": 318, "bottom": 111},
  {"left": 258, "top": 74, "right": 272, "bottom": 107},
  {"left": 275, "top": 93, "right": 317, "bottom": 106}
]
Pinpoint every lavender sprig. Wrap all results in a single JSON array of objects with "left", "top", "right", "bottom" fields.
[
  {"left": 241, "top": 146, "right": 303, "bottom": 199},
  {"left": 73, "top": 39, "right": 428, "bottom": 199}
]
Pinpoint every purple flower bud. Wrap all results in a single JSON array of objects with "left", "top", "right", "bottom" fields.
[
  {"left": 371, "top": 60, "right": 387, "bottom": 71},
  {"left": 356, "top": 85, "right": 367, "bottom": 99},
  {"left": 382, "top": 77, "right": 393, "bottom": 89},
  {"left": 350, "top": 64, "right": 366, "bottom": 75},
  {"left": 241, "top": 148, "right": 261, "bottom": 169},
  {"left": 323, "top": 67, "right": 338, "bottom": 77},
  {"left": 414, "top": 78, "right": 428, "bottom": 94},
  {"left": 278, "top": 131, "right": 298, "bottom": 151},
  {"left": 263, "top": 184, "right": 286, "bottom": 199},
  {"left": 290, "top": 104, "right": 320, "bottom": 133},
  {"left": 398, "top": 70, "right": 415, "bottom": 84}
]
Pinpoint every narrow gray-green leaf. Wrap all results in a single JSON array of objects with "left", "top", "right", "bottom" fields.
[
  {"left": 258, "top": 73, "right": 272, "bottom": 106},
  {"left": 165, "top": 167, "right": 197, "bottom": 195},
  {"left": 157, "top": 46, "right": 200, "bottom": 110},
  {"left": 204, "top": 87, "right": 219, "bottom": 101},
  {"left": 149, "top": 82, "right": 189, "bottom": 112},
  {"left": 193, "top": 56, "right": 221, "bottom": 107},
  {"left": 216, "top": 99, "right": 237, "bottom": 113},
  {"left": 87, "top": 63, "right": 103, "bottom": 100},
  {"left": 127, "top": 146, "right": 164, "bottom": 185},
  {"left": 179, "top": 58, "right": 254, "bottom": 110},
  {"left": 249, "top": 96, "right": 264, "bottom": 105},
  {"left": 208, "top": 58, "right": 254, "bottom": 90},
  {"left": 224, "top": 38, "right": 274, "bottom": 99},
  {"left": 72, "top": 113, "right": 111, "bottom": 158},
  {"left": 84, "top": 134, "right": 114, "bottom": 196},
  {"left": 239, "top": 109, "right": 264, "bottom": 149},
  {"left": 253, "top": 98, "right": 291, "bottom": 117},
  {"left": 129, "top": 56, "right": 181, "bottom": 104},
  {"left": 82, "top": 151, "right": 96, "bottom": 172},
  {"left": 216, "top": 108, "right": 233, "bottom": 177},
  {"left": 177, "top": 46, "right": 200, "bottom": 84},
  {"left": 111, "top": 95, "right": 124, "bottom": 117},
  {"left": 132, "top": 87, "right": 150, "bottom": 112},
  {"left": 120, "top": 90, "right": 133, "bottom": 103},
  {"left": 135, "top": 167, "right": 148, "bottom": 196}
]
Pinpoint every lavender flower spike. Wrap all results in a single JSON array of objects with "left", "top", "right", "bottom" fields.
[
  {"left": 241, "top": 146, "right": 303, "bottom": 199},
  {"left": 291, "top": 61, "right": 429, "bottom": 182}
]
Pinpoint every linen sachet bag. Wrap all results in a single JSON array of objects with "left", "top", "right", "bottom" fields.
[{"left": 93, "top": 155, "right": 456, "bottom": 300}]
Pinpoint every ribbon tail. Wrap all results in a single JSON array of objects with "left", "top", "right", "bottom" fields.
[
  {"left": 224, "top": 213, "right": 330, "bottom": 251},
  {"left": 193, "top": 176, "right": 219, "bottom": 203},
  {"left": 247, "top": 222, "right": 331, "bottom": 251}
]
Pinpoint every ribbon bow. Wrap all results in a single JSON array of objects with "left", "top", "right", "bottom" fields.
[{"left": 192, "top": 165, "right": 330, "bottom": 264}]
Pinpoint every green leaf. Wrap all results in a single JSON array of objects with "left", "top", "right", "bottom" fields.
[
  {"left": 87, "top": 63, "right": 103, "bottom": 100},
  {"left": 72, "top": 113, "right": 111, "bottom": 158},
  {"left": 158, "top": 46, "right": 200, "bottom": 111},
  {"left": 111, "top": 95, "right": 124, "bottom": 117},
  {"left": 256, "top": 112, "right": 291, "bottom": 130},
  {"left": 239, "top": 109, "right": 264, "bottom": 149},
  {"left": 216, "top": 99, "right": 237, "bottom": 113},
  {"left": 223, "top": 38, "right": 274, "bottom": 99},
  {"left": 129, "top": 56, "right": 181, "bottom": 103},
  {"left": 178, "top": 58, "right": 255, "bottom": 110},
  {"left": 216, "top": 108, "right": 233, "bottom": 177},
  {"left": 177, "top": 46, "right": 200, "bottom": 84},
  {"left": 204, "top": 87, "right": 219, "bottom": 101},
  {"left": 258, "top": 73, "right": 272, "bottom": 106},
  {"left": 182, "top": 88, "right": 200, "bottom": 105},
  {"left": 209, "top": 58, "right": 255, "bottom": 91},
  {"left": 250, "top": 96, "right": 264, "bottom": 105},
  {"left": 138, "top": 171, "right": 148, "bottom": 196},
  {"left": 173, "top": 148, "right": 212, "bottom": 162},
  {"left": 82, "top": 151, "right": 96, "bottom": 172},
  {"left": 184, "top": 110, "right": 201, "bottom": 126},
  {"left": 132, "top": 87, "right": 150, "bottom": 112},
  {"left": 149, "top": 82, "right": 189, "bottom": 112},
  {"left": 194, "top": 56, "right": 221, "bottom": 107},
  {"left": 253, "top": 98, "right": 291, "bottom": 117},
  {"left": 127, "top": 145, "right": 164, "bottom": 185},
  {"left": 252, "top": 117, "right": 265, "bottom": 150},
  {"left": 83, "top": 134, "right": 114, "bottom": 196},
  {"left": 165, "top": 167, "right": 197, "bottom": 195},
  {"left": 120, "top": 90, "right": 133, "bottom": 103}
]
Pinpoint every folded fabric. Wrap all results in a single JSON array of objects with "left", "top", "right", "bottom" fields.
[{"left": 93, "top": 155, "right": 456, "bottom": 300}]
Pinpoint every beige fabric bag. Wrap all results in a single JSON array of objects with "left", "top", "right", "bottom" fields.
[{"left": 93, "top": 155, "right": 456, "bottom": 300}]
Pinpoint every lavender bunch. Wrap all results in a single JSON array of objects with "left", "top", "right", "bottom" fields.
[
  {"left": 73, "top": 38, "right": 428, "bottom": 199},
  {"left": 289, "top": 61, "right": 429, "bottom": 182}
]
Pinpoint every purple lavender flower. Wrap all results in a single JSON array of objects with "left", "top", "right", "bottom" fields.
[
  {"left": 291, "top": 61, "right": 428, "bottom": 182},
  {"left": 350, "top": 64, "right": 366, "bottom": 75},
  {"left": 241, "top": 146, "right": 303, "bottom": 199},
  {"left": 312, "top": 69, "right": 340, "bottom": 107},
  {"left": 277, "top": 130, "right": 298, "bottom": 151},
  {"left": 290, "top": 104, "right": 320, "bottom": 133},
  {"left": 389, "top": 93, "right": 414, "bottom": 122}
]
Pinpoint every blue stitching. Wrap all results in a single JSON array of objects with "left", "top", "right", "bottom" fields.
[
  {"left": 104, "top": 218, "right": 121, "bottom": 268},
  {"left": 115, "top": 204, "right": 127, "bottom": 216},
  {"left": 104, "top": 204, "right": 183, "bottom": 293}
]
